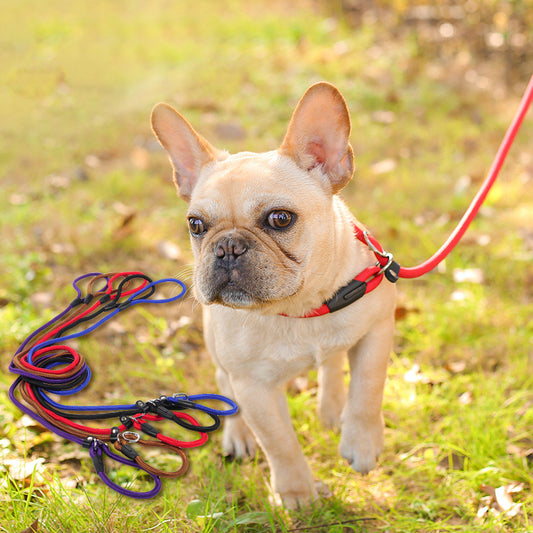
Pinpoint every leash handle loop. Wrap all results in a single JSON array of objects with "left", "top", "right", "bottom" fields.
[
  {"left": 166, "top": 393, "right": 239, "bottom": 416},
  {"left": 126, "top": 412, "right": 209, "bottom": 448}
]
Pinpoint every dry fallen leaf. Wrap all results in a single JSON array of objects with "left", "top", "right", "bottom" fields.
[
  {"left": 4, "top": 457, "right": 46, "bottom": 482},
  {"left": 288, "top": 376, "right": 310, "bottom": 394},
  {"left": 394, "top": 305, "right": 420, "bottom": 321},
  {"left": 506, "top": 437, "right": 533, "bottom": 461},
  {"left": 19, "top": 519, "right": 39, "bottom": 533},
  {"left": 444, "top": 360, "right": 467, "bottom": 374},
  {"left": 9, "top": 193, "right": 29, "bottom": 205},
  {"left": 113, "top": 209, "right": 137, "bottom": 240},
  {"left": 130, "top": 145, "right": 149, "bottom": 169},
  {"left": 450, "top": 289, "right": 472, "bottom": 302},
  {"left": 478, "top": 482, "right": 524, "bottom": 518},
  {"left": 158, "top": 240, "right": 183, "bottom": 261},
  {"left": 18, "top": 414, "right": 44, "bottom": 430},
  {"left": 453, "top": 268, "right": 484, "bottom": 284},
  {"left": 453, "top": 174, "right": 472, "bottom": 195},
  {"left": 30, "top": 292, "right": 53, "bottom": 308},
  {"left": 85, "top": 154, "right": 101, "bottom": 168},
  {"left": 372, "top": 110, "right": 396, "bottom": 124},
  {"left": 46, "top": 174, "right": 71, "bottom": 191},
  {"left": 458, "top": 391, "right": 473, "bottom": 405},
  {"left": 371, "top": 158, "right": 397, "bottom": 175},
  {"left": 438, "top": 451, "right": 466, "bottom": 471},
  {"left": 50, "top": 243, "right": 76, "bottom": 255},
  {"left": 404, "top": 364, "right": 430, "bottom": 384},
  {"left": 214, "top": 121, "right": 246, "bottom": 141},
  {"left": 117, "top": 212, "right": 137, "bottom": 230}
]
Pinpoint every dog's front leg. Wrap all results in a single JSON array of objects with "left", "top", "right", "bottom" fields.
[
  {"left": 231, "top": 379, "right": 317, "bottom": 508},
  {"left": 339, "top": 316, "right": 394, "bottom": 474}
]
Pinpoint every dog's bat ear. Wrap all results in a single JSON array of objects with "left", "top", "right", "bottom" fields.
[
  {"left": 279, "top": 82, "right": 354, "bottom": 194},
  {"left": 151, "top": 103, "right": 225, "bottom": 202}
]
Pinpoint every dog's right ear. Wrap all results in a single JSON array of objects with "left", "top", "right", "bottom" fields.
[
  {"left": 280, "top": 82, "right": 354, "bottom": 194},
  {"left": 151, "top": 103, "right": 222, "bottom": 202}
]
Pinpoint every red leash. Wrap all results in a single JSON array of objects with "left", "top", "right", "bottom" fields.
[
  {"left": 301, "top": 74, "right": 533, "bottom": 318},
  {"left": 396, "top": 74, "right": 533, "bottom": 279}
]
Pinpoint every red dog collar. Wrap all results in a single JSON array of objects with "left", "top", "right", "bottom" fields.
[{"left": 291, "top": 223, "right": 400, "bottom": 318}]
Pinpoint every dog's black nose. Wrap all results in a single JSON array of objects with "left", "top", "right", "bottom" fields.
[{"left": 215, "top": 236, "right": 248, "bottom": 260}]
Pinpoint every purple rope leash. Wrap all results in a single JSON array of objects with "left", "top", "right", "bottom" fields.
[{"left": 8, "top": 378, "right": 161, "bottom": 498}]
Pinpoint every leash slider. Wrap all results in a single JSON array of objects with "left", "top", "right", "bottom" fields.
[
  {"left": 82, "top": 436, "right": 95, "bottom": 449},
  {"left": 118, "top": 443, "right": 139, "bottom": 461},
  {"left": 325, "top": 279, "right": 367, "bottom": 312},
  {"left": 139, "top": 422, "right": 159, "bottom": 438}
]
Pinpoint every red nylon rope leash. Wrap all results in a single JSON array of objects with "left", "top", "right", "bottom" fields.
[
  {"left": 300, "top": 75, "right": 533, "bottom": 318},
  {"left": 358, "top": 74, "right": 533, "bottom": 280},
  {"left": 394, "top": 73, "right": 533, "bottom": 279}
]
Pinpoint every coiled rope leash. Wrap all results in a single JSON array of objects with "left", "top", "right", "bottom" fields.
[
  {"left": 301, "top": 74, "right": 533, "bottom": 317},
  {"left": 9, "top": 272, "right": 238, "bottom": 498}
]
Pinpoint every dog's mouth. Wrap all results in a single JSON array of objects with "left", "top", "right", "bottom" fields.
[
  {"left": 214, "top": 284, "right": 258, "bottom": 308},
  {"left": 196, "top": 269, "right": 301, "bottom": 310},
  {"left": 199, "top": 268, "right": 269, "bottom": 308},
  {"left": 193, "top": 229, "right": 304, "bottom": 309}
]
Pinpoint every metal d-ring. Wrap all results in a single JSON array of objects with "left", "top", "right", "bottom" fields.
[
  {"left": 363, "top": 231, "right": 394, "bottom": 275},
  {"left": 172, "top": 392, "right": 188, "bottom": 400},
  {"left": 120, "top": 431, "right": 140, "bottom": 444}
]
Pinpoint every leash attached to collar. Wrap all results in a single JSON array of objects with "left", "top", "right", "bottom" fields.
[
  {"left": 300, "top": 73, "right": 533, "bottom": 318},
  {"left": 9, "top": 271, "right": 238, "bottom": 499}
]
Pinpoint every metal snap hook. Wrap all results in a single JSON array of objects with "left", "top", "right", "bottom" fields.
[{"left": 363, "top": 231, "right": 394, "bottom": 275}]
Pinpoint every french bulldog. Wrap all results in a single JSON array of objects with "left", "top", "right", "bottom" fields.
[{"left": 151, "top": 82, "right": 396, "bottom": 508}]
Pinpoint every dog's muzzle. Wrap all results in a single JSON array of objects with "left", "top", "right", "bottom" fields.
[
  {"left": 201, "top": 234, "right": 256, "bottom": 306},
  {"left": 214, "top": 235, "right": 249, "bottom": 269}
]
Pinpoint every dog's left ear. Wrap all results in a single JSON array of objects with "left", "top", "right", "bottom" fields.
[{"left": 279, "top": 82, "right": 354, "bottom": 193}]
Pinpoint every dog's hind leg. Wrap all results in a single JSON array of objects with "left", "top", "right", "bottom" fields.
[
  {"left": 317, "top": 350, "right": 346, "bottom": 430},
  {"left": 215, "top": 366, "right": 258, "bottom": 459}
]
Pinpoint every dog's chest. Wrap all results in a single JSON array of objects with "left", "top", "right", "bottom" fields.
[{"left": 206, "top": 306, "right": 364, "bottom": 383}]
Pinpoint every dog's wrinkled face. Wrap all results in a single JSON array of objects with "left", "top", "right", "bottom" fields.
[
  {"left": 151, "top": 82, "right": 354, "bottom": 310},
  {"left": 186, "top": 151, "right": 329, "bottom": 308}
]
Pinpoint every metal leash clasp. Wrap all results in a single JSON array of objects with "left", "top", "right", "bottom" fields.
[{"left": 363, "top": 231, "right": 400, "bottom": 283}]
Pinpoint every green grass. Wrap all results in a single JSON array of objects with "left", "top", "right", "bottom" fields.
[{"left": 1, "top": 1, "right": 532, "bottom": 532}]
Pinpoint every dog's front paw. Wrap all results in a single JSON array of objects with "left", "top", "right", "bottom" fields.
[
  {"left": 222, "top": 415, "right": 257, "bottom": 459},
  {"left": 339, "top": 416, "right": 384, "bottom": 474},
  {"left": 271, "top": 481, "right": 320, "bottom": 510}
]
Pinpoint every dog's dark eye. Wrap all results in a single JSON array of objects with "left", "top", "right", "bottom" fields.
[
  {"left": 267, "top": 210, "right": 295, "bottom": 230},
  {"left": 188, "top": 216, "right": 207, "bottom": 236}
]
